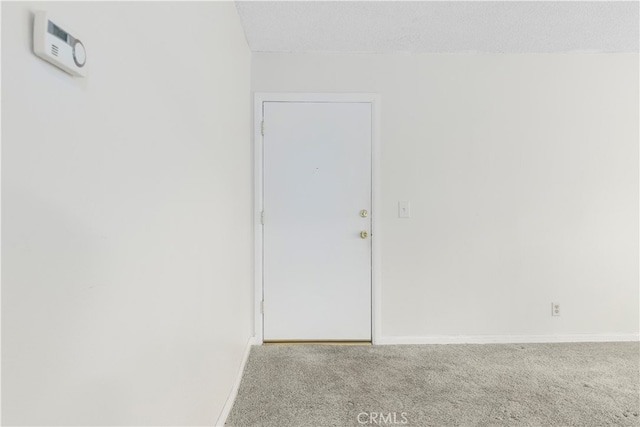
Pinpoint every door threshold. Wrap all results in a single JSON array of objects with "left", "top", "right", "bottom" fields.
[{"left": 263, "top": 341, "right": 372, "bottom": 346}]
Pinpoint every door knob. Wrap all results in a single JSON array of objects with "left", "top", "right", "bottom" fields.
[{"left": 360, "top": 231, "right": 369, "bottom": 239}]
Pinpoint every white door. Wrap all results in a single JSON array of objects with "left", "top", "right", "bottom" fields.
[{"left": 262, "top": 101, "right": 372, "bottom": 341}]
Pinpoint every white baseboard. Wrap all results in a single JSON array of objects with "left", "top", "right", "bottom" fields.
[
  {"left": 215, "top": 335, "right": 258, "bottom": 427},
  {"left": 377, "top": 333, "right": 640, "bottom": 345}
]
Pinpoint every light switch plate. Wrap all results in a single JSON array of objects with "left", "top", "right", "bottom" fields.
[{"left": 398, "top": 201, "right": 411, "bottom": 218}]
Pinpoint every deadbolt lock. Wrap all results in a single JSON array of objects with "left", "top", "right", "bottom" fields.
[
  {"left": 360, "top": 209, "right": 368, "bottom": 218},
  {"left": 360, "top": 231, "right": 369, "bottom": 239}
]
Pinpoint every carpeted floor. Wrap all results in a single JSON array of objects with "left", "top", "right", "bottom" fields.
[{"left": 226, "top": 342, "right": 639, "bottom": 427}]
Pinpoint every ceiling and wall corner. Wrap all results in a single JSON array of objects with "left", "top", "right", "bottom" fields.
[{"left": 235, "top": 1, "right": 639, "bottom": 54}]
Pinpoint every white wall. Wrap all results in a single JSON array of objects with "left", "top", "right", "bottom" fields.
[
  {"left": 253, "top": 53, "right": 639, "bottom": 342},
  {"left": 2, "top": 2, "right": 252, "bottom": 425}
]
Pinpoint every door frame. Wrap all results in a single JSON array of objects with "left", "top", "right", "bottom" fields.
[{"left": 253, "top": 93, "right": 381, "bottom": 344}]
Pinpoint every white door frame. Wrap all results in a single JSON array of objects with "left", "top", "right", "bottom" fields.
[{"left": 253, "top": 93, "right": 381, "bottom": 344}]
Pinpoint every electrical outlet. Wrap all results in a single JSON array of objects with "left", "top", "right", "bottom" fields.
[{"left": 552, "top": 303, "right": 560, "bottom": 316}]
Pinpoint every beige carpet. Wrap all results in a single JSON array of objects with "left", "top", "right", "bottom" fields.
[{"left": 226, "top": 342, "right": 639, "bottom": 426}]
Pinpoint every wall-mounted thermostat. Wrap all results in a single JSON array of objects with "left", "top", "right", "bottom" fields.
[{"left": 33, "top": 11, "right": 87, "bottom": 77}]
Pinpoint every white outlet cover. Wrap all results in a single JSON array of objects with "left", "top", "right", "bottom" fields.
[
  {"left": 552, "top": 302, "right": 560, "bottom": 316},
  {"left": 398, "top": 201, "right": 411, "bottom": 218}
]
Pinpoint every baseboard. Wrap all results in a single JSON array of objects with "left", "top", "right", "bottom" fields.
[
  {"left": 377, "top": 333, "right": 640, "bottom": 345},
  {"left": 215, "top": 335, "right": 258, "bottom": 427}
]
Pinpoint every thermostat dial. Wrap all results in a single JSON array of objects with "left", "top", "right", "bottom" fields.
[{"left": 73, "top": 40, "right": 86, "bottom": 67}]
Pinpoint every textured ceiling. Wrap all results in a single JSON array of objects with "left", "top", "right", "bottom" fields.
[{"left": 235, "top": 1, "right": 639, "bottom": 53}]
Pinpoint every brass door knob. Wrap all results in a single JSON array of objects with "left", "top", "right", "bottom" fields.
[{"left": 360, "top": 231, "right": 369, "bottom": 239}]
